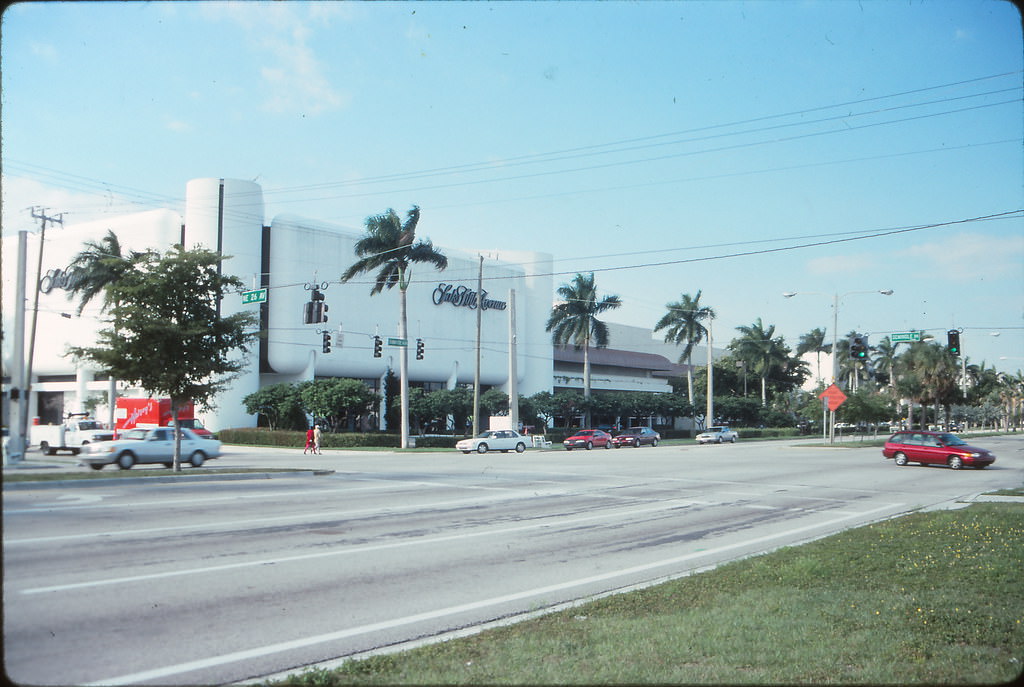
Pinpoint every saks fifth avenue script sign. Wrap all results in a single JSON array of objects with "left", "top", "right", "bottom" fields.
[
  {"left": 39, "top": 266, "right": 83, "bottom": 294},
  {"left": 432, "top": 283, "right": 507, "bottom": 312}
]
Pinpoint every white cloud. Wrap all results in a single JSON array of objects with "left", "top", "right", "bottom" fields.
[
  {"left": 902, "top": 231, "right": 1024, "bottom": 281},
  {"left": 202, "top": 1, "right": 348, "bottom": 116},
  {"left": 29, "top": 41, "right": 58, "bottom": 63}
]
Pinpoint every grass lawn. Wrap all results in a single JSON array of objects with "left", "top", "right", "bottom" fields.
[{"left": 272, "top": 503, "right": 1023, "bottom": 685}]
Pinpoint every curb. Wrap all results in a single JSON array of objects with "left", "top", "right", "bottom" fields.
[{"left": 2, "top": 469, "right": 335, "bottom": 490}]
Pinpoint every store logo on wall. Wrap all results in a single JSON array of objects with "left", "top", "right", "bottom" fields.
[
  {"left": 39, "top": 266, "right": 84, "bottom": 294},
  {"left": 431, "top": 283, "right": 507, "bottom": 312}
]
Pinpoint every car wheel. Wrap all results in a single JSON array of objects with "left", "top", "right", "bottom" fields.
[
  {"left": 894, "top": 452, "right": 908, "bottom": 466},
  {"left": 604, "top": 441, "right": 611, "bottom": 449},
  {"left": 716, "top": 437, "right": 722, "bottom": 444},
  {"left": 730, "top": 437, "right": 737, "bottom": 443},
  {"left": 515, "top": 442, "right": 526, "bottom": 453},
  {"left": 88, "top": 463, "right": 104, "bottom": 471},
  {"left": 651, "top": 438, "right": 659, "bottom": 447},
  {"left": 585, "top": 442, "right": 593, "bottom": 450},
  {"left": 40, "top": 441, "right": 54, "bottom": 456},
  {"left": 461, "top": 450, "right": 471, "bottom": 454},
  {"left": 190, "top": 451, "right": 206, "bottom": 467},
  {"left": 634, "top": 438, "right": 641, "bottom": 447},
  {"left": 117, "top": 451, "right": 135, "bottom": 470},
  {"left": 476, "top": 443, "right": 488, "bottom": 454},
  {"left": 948, "top": 455, "right": 963, "bottom": 470}
]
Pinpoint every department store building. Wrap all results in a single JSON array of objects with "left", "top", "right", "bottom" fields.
[{"left": 2, "top": 178, "right": 701, "bottom": 434}]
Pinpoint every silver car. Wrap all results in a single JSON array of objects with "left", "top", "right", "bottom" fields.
[
  {"left": 80, "top": 427, "right": 222, "bottom": 470},
  {"left": 456, "top": 430, "right": 528, "bottom": 454}
]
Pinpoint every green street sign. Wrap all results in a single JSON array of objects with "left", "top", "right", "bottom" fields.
[
  {"left": 387, "top": 337, "right": 408, "bottom": 347},
  {"left": 241, "top": 288, "right": 268, "bottom": 305},
  {"left": 891, "top": 332, "right": 921, "bottom": 343}
]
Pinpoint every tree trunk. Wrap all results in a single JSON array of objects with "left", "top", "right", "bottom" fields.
[{"left": 170, "top": 400, "right": 182, "bottom": 472}]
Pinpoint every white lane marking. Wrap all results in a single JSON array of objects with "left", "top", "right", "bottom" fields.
[
  {"left": 86, "top": 502, "right": 901, "bottom": 686},
  {"left": 21, "top": 497, "right": 722, "bottom": 595}
]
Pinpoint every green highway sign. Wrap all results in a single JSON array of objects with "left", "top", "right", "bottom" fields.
[
  {"left": 387, "top": 337, "right": 408, "bottom": 347},
  {"left": 241, "top": 288, "right": 268, "bottom": 305},
  {"left": 891, "top": 331, "right": 921, "bottom": 343}
]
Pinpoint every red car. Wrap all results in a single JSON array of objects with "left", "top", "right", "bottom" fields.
[
  {"left": 563, "top": 429, "right": 613, "bottom": 450},
  {"left": 882, "top": 430, "right": 995, "bottom": 470},
  {"left": 611, "top": 427, "right": 661, "bottom": 448}
]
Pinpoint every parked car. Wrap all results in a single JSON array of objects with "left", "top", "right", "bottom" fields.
[
  {"left": 882, "top": 430, "right": 995, "bottom": 470},
  {"left": 696, "top": 426, "right": 739, "bottom": 444},
  {"left": 611, "top": 427, "right": 660, "bottom": 448},
  {"left": 456, "top": 429, "right": 528, "bottom": 454},
  {"left": 79, "top": 427, "right": 221, "bottom": 470},
  {"left": 563, "top": 429, "right": 613, "bottom": 450},
  {"left": 170, "top": 418, "right": 215, "bottom": 438}
]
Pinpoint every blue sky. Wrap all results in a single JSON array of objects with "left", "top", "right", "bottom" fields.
[{"left": 3, "top": 0, "right": 1022, "bottom": 373}]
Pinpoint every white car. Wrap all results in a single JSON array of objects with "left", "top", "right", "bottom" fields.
[
  {"left": 696, "top": 426, "right": 739, "bottom": 444},
  {"left": 80, "top": 427, "right": 222, "bottom": 470},
  {"left": 456, "top": 430, "right": 528, "bottom": 454}
]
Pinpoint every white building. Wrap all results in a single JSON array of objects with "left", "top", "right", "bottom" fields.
[{"left": 2, "top": 179, "right": 553, "bottom": 434}]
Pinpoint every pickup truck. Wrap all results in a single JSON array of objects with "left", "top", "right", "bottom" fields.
[
  {"left": 695, "top": 426, "right": 739, "bottom": 444},
  {"left": 31, "top": 417, "right": 115, "bottom": 455}
]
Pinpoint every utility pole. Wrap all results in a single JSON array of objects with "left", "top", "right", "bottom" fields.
[
  {"left": 507, "top": 289, "right": 518, "bottom": 433},
  {"left": 472, "top": 255, "right": 483, "bottom": 437},
  {"left": 15, "top": 209, "right": 64, "bottom": 461}
]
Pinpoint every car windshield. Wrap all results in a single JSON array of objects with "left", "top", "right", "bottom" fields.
[
  {"left": 939, "top": 433, "right": 967, "bottom": 446},
  {"left": 620, "top": 429, "right": 640, "bottom": 435},
  {"left": 77, "top": 421, "right": 102, "bottom": 430}
]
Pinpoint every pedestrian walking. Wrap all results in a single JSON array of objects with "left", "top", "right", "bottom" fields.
[
  {"left": 304, "top": 426, "right": 314, "bottom": 454},
  {"left": 313, "top": 424, "right": 322, "bottom": 455}
]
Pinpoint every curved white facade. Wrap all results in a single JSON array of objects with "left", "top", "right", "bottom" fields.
[{"left": 2, "top": 179, "right": 554, "bottom": 433}]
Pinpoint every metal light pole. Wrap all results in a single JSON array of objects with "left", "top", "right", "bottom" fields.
[{"left": 783, "top": 289, "right": 893, "bottom": 443}]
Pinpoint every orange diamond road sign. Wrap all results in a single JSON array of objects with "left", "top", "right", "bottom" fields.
[{"left": 818, "top": 383, "right": 847, "bottom": 412}]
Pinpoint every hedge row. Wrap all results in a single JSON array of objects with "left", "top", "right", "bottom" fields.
[{"left": 218, "top": 428, "right": 462, "bottom": 449}]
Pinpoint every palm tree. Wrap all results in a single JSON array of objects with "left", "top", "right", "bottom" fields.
[
  {"left": 340, "top": 206, "right": 447, "bottom": 449},
  {"left": 730, "top": 318, "right": 788, "bottom": 406},
  {"left": 872, "top": 336, "right": 899, "bottom": 388},
  {"left": 65, "top": 230, "right": 151, "bottom": 429},
  {"left": 546, "top": 273, "right": 621, "bottom": 426},
  {"left": 653, "top": 291, "right": 715, "bottom": 403},
  {"left": 795, "top": 327, "right": 830, "bottom": 386}
]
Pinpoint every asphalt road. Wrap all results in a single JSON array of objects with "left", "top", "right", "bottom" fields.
[{"left": 4, "top": 435, "right": 1022, "bottom": 685}]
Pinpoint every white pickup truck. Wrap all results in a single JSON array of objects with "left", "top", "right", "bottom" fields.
[
  {"left": 696, "top": 425, "right": 739, "bottom": 444},
  {"left": 31, "top": 417, "right": 115, "bottom": 455}
]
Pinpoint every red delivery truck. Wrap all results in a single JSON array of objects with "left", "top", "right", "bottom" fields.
[{"left": 114, "top": 398, "right": 195, "bottom": 434}]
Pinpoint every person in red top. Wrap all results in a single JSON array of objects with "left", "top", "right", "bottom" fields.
[{"left": 304, "top": 427, "right": 315, "bottom": 454}]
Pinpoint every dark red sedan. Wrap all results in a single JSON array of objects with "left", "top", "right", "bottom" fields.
[{"left": 882, "top": 430, "right": 995, "bottom": 470}]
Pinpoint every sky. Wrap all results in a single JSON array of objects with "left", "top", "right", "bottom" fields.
[{"left": 3, "top": 0, "right": 1023, "bottom": 375}]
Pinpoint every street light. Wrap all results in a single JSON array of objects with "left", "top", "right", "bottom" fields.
[
  {"left": 782, "top": 289, "right": 894, "bottom": 384},
  {"left": 783, "top": 289, "right": 893, "bottom": 444}
]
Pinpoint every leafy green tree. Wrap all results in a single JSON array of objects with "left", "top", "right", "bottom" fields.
[
  {"left": 341, "top": 206, "right": 448, "bottom": 448},
  {"left": 300, "top": 378, "right": 379, "bottom": 432},
  {"left": 480, "top": 388, "right": 510, "bottom": 418},
  {"left": 546, "top": 272, "right": 621, "bottom": 425},
  {"left": 243, "top": 382, "right": 306, "bottom": 430},
  {"left": 654, "top": 291, "right": 715, "bottom": 402},
  {"left": 838, "top": 390, "right": 895, "bottom": 435},
  {"left": 68, "top": 245, "right": 258, "bottom": 471}
]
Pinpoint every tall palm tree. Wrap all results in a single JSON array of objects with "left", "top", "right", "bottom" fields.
[
  {"left": 653, "top": 291, "right": 715, "bottom": 402},
  {"left": 730, "top": 318, "right": 788, "bottom": 406},
  {"left": 546, "top": 273, "right": 621, "bottom": 425},
  {"left": 65, "top": 230, "right": 150, "bottom": 429},
  {"left": 340, "top": 206, "right": 447, "bottom": 449},
  {"left": 795, "top": 327, "right": 830, "bottom": 386},
  {"left": 872, "top": 336, "right": 899, "bottom": 389}
]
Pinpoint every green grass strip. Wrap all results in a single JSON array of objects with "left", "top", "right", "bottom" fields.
[{"left": 272, "top": 503, "right": 1023, "bottom": 685}]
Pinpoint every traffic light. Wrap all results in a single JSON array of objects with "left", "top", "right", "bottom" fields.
[
  {"left": 416, "top": 338, "right": 424, "bottom": 360},
  {"left": 947, "top": 329, "right": 961, "bottom": 356},
  {"left": 322, "top": 331, "right": 331, "bottom": 354},
  {"left": 373, "top": 335, "right": 383, "bottom": 358},
  {"left": 303, "top": 289, "right": 328, "bottom": 324},
  {"left": 849, "top": 333, "right": 868, "bottom": 360}
]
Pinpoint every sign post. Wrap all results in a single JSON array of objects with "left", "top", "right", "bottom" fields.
[{"left": 818, "top": 383, "right": 848, "bottom": 445}]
